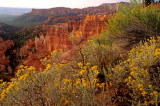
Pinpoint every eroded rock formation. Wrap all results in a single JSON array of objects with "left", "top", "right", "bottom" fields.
[{"left": 21, "top": 14, "right": 108, "bottom": 68}]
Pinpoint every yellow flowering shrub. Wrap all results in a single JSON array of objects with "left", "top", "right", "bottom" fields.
[
  {"left": 109, "top": 37, "right": 160, "bottom": 105},
  {"left": 41, "top": 49, "right": 64, "bottom": 66},
  {"left": 0, "top": 55, "right": 105, "bottom": 106},
  {"left": 1, "top": 36, "right": 159, "bottom": 105},
  {"left": 71, "top": 39, "right": 119, "bottom": 71},
  {"left": 69, "top": 31, "right": 84, "bottom": 45},
  {"left": 126, "top": 37, "right": 160, "bottom": 105}
]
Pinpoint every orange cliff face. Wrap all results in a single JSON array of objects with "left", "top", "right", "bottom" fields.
[
  {"left": 21, "top": 14, "right": 108, "bottom": 68},
  {"left": 0, "top": 37, "right": 14, "bottom": 73},
  {"left": 80, "top": 14, "right": 108, "bottom": 39}
]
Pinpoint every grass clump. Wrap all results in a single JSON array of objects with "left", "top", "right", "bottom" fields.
[{"left": 107, "top": 0, "right": 160, "bottom": 49}]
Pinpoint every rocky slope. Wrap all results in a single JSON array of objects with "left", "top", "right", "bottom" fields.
[{"left": 21, "top": 14, "right": 108, "bottom": 68}]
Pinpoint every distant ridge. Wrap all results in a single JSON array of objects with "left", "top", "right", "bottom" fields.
[
  {"left": 0, "top": 7, "right": 32, "bottom": 23},
  {"left": 0, "top": 7, "right": 31, "bottom": 15},
  {"left": 10, "top": 2, "right": 130, "bottom": 27}
]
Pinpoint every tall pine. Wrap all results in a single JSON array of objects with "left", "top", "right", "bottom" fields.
[{"left": 145, "top": 0, "right": 155, "bottom": 5}]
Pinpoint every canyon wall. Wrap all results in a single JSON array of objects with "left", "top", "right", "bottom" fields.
[{"left": 22, "top": 14, "right": 108, "bottom": 68}]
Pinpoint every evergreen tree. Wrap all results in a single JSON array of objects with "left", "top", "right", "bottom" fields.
[{"left": 145, "top": 0, "right": 155, "bottom": 5}]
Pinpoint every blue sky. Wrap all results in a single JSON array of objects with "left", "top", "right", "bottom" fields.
[{"left": 0, "top": 0, "right": 132, "bottom": 8}]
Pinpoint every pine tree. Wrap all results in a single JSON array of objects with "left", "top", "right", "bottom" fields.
[{"left": 145, "top": 0, "right": 155, "bottom": 5}]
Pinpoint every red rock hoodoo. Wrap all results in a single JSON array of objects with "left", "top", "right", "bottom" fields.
[{"left": 21, "top": 14, "right": 109, "bottom": 68}]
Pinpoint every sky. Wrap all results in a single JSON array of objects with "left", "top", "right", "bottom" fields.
[{"left": 0, "top": 0, "right": 132, "bottom": 9}]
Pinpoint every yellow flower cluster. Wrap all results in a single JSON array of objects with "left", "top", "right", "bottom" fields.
[
  {"left": 154, "top": 48, "right": 160, "bottom": 56},
  {"left": 16, "top": 69, "right": 25, "bottom": 77},
  {"left": 19, "top": 65, "right": 24, "bottom": 69},
  {"left": 45, "top": 64, "right": 51, "bottom": 71},
  {"left": 51, "top": 50, "right": 57, "bottom": 55},
  {"left": 73, "top": 79, "right": 81, "bottom": 86},
  {"left": 63, "top": 79, "right": 71, "bottom": 84},
  {"left": 91, "top": 65, "right": 98, "bottom": 70},
  {"left": 28, "top": 66, "right": 36, "bottom": 71},
  {"left": 96, "top": 83, "right": 105, "bottom": 88},
  {"left": 153, "top": 91, "right": 158, "bottom": 97},
  {"left": 78, "top": 62, "right": 83, "bottom": 67},
  {"left": 79, "top": 70, "right": 85, "bottom": 75},
  {"left": 0, "top": 82, "right": 19, "bottom": 101},
  {"left": 18, "top": 73, "right": 29, "bottom": 81},
  {"left": 86, "top": 63, "right": 91, "bottom": 66}
]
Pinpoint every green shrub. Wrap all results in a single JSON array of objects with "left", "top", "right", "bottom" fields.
[
  {"left": 107, "top": 0, "right": 160, "bottom": 49},
  {"left": 70, "top": 38, "right": 120, "bottom": 70}
]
